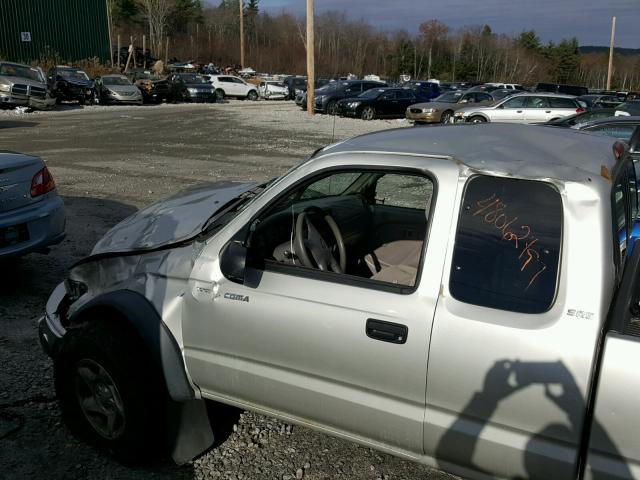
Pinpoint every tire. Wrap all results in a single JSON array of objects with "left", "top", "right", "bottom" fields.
[
  {"left": 215, "top": 89, "right": 225, "bottom": 101},
  {"left": 78, "top": 97, "right": 86, "bottom": 106},
  {"left": 361, "top": 106, "right": 376, "bottom": 121},
  {"left": 247, "top": 90, "right": 258, "bottom": 101},
  {"left": 440, "top": 110, "right": 453, "bottom": 124},
  {"left": 54, "top": 317, "right": 165, "bottom": 465},
  {"left": 326, "top": 100, "right": 338, "bottom": 116},
  {"left": 469, "top": 115, "right": 487, "bottom": 123}
]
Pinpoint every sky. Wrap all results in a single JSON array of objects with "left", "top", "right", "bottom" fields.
[{"left": 255, "top": 0, "right": 639, "bottom": 48}]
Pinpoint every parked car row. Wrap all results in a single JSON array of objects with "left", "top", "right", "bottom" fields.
[{"left": 0, "top": 60, "right": 268, "bottom": 111}]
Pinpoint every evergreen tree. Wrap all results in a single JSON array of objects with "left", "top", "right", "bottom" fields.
[{"left": 517, "top": 30, "right": 541, "bottom": 51}]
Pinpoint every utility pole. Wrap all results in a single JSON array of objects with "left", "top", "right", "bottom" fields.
[
  {"left": 106, "top": 0, "right": 114, "bottom": 67},
  {"left": 607, "top": 16, "right": 616, "bottom": 91},
  {"left": 239, "top": 0, "right": 245, "bottom": 68},
  {"left": 306, "top": 0, "right": 315, "bottom": 116}
]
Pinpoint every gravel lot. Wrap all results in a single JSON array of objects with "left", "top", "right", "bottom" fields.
[{"left": 0, "top": 101, "right": 456, "bottom": 480}]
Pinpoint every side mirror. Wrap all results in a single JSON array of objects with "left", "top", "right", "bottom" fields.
[
  {"left": 460, "top": 98, "right": 468, "bottom": 104},
  {"left": 497, "top": 104, "right": 504, "bottom": 109},
  {"left": 220, "top": 240, "right": 247, "bottom": 284}
]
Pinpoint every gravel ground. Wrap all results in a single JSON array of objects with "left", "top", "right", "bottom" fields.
[{"left": 0, "top": 101, "right": 456, "bottom": 480}]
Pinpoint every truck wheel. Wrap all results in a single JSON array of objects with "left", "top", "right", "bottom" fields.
[
  {"left": 247, "top": 90, "right": 258, "bottom": 101},
  {"left": 54, "top": 317, "right": 165, "bottom": 465},
  {"left": 215, "top": 89, "right": 225, "bottom": 101}
]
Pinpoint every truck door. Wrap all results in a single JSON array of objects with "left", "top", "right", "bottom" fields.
[
  {"left": 182, "top": 155, "right": 459, "bottom": 455},
  {"left": 586, "top": 238, "right": 640, "bottom": 479},
  {"left": 425, "top": 174, "right": 611, "bottom": 479}
]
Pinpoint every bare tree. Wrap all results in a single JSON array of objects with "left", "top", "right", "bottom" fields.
[
  {"left": 419, "top": 19, "right": 449, "bottom": 78},
  {"left": 137, "top": 0, "right": 173, "bottom": 56}
]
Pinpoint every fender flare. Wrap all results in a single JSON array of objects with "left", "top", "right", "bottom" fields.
[{"left": 69, "top": 289, "right": 195, "bottom": 402}]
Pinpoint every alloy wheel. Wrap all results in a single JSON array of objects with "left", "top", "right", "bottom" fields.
[{"left": 74, "top": 358, "right": 126, "bottom": 440}]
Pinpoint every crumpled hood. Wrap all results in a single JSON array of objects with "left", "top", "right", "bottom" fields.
[
  {"left": 91, "top": 181, "right": 257, "bottom": 256},
  {"left": 0, "top": 75, "right": 45, "bottom": 88}
]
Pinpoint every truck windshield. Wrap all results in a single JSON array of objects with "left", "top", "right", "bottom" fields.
[
  {"left": 0, "top": 63, "right": 41, "bottom": 82},
  {"left": 450, "top": 176, "right": 563, "bottom": 314}
]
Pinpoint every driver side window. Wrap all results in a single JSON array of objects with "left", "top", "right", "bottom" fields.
[{"left": 249, "top": 169, "right": 435, "bottom": 289}]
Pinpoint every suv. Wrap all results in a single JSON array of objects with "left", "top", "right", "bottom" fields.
[
  {"left": 205, "top": 75, "right": 258, "bottom": 101},
  {"left": 46, "top": 66, "right": 94, "bottom": 105},
  {"left": 38, "top": 125, "right": 640, "bottom": 479},
  {"left": 454, "top": 93, "right": 583, "bottom": 123},
  {"left": 304, "top": 80, "right": 387, "bottom": 115}
]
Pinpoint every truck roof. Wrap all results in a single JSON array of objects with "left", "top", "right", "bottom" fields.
[{"left": 320, "top": 123, "right": 619, "bottom": 183}]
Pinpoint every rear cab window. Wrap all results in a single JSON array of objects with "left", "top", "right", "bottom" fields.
[{"left": 450, "top": 176, "right": 563, "bottom": 314}]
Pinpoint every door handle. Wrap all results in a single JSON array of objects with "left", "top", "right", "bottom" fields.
[
  {"left": 517, "top": 110, "right": 523, "bottom": 113},
  {"left": 545, "top": 110, "right": 551, "bottom": 113},
  {"left": 366, "top": 319, "right": 408, "bottom": 344}
]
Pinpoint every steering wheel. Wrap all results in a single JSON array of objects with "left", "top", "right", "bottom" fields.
[{"left": 294, "top": 206, "right": 347, "bottom": 273}]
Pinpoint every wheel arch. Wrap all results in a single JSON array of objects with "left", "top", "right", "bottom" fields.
[
  {"left": 66, "top": 290, "right": 215, "bottom": 464},
  {"left": 69, "top": 290, "right": 195, "bottom": 402},
  {"left": 469, "top": 113, "right": 490, "bottom": 122}
]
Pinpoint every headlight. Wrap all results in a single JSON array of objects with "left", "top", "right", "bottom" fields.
[
  {"left": 295, "top": 89, "right": 303, "bottom": 95},
  {"left": 422, "top": 108, "right": 437, "bottom": 113},
  {"left": 64, "top": 278, "right": 88, "bottom": 301},
  {"left": 347, "top": 101, "right": 361, "bottom": 108},
  {"left": 188, "top": 88, "right": 198, "bottom": 94},
  {"left": 0, "top": 84, "right": 10, "bottom": 92},
  {"left": 455, "top": 111, "right": 466, "bottom": 117}
]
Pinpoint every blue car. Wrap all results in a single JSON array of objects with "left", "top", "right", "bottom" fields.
[{"left": 0, "top": 151, "right": 65, "bottom": 258}]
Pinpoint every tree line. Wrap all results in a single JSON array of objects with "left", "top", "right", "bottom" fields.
[{"left": 109, "top": 0, "right": 640, "bottom": 90}]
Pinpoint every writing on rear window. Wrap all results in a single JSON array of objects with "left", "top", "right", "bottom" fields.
[
  {"left": 473, "top": 193, "right": 547, "bottom": 291},
  {"left": 450, "top": 176, "right": 562, "bottom": 314}
]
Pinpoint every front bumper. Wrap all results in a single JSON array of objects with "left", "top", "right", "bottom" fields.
[
  {"left": 0, "top": 91, "right": 29, "bottom": 107},
  {"left": 186, "top": 91, "right": 216, "bottom": 103},
  {"left": 0, "top": 194, "right": 66, "bottom": 258},
  {"left": 38, "top": 282, "right": 68, "bottom": 358},
  {"left": 28, "top": 95, "right": 56, "bottom": 110},
  {"left": 106, "top": 92, "right": 143, "bottom": 104},
  {"left": 406, "top": 110, "right": 441, "bottom": 123},
  {"left": 263, "top": 92, "right": 287, "bottom": 100}
]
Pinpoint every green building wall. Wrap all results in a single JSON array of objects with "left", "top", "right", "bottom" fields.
[{"left": 0, "top": 0, "right": 110, "bottom": 63}]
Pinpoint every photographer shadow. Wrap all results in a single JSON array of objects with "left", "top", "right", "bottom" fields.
[{"left": 435, "top": 359, "right": 631, "bottom": 480}]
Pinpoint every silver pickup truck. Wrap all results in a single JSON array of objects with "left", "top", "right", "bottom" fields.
[
  {"left": 39, "top": 124, "right": 640, "bottom": 479},
  {"left": 0, "top": 61, "right": 56, "bottom": 110}
]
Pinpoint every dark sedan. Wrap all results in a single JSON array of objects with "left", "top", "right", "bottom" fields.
[
  {"left": 337, "top": 87, "right": 418, "bottom": 120},
  {"left": 303, "top": 80, "right": 387, "bottom": 115},
  {"left": 544, "top": 108, "right": 617, "bottom": 127},
  {"left": 167, "top": 73, "right": 216, "bottom": 103},
  {"left": 572, "top": 116, "right": 640, "bottom": 141}
]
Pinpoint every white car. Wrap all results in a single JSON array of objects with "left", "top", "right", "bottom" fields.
[
  {"left": 205, "top": 75, "right": 258, "bottom": 101},
  {"left": 485, "top": 82, "right": 524, "bottom": 90},
  {"left": 454, "top": 93, "right": 583, "bottom": 124},
  {"left": 258, "top": 80, "right": 289, "bottom": 100}
]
